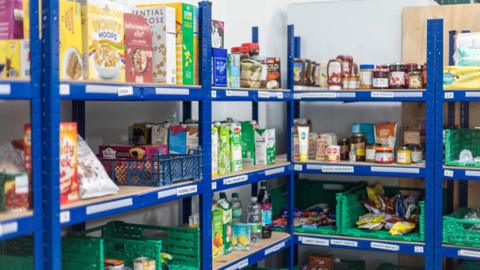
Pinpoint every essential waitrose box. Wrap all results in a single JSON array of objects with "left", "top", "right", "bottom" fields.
[
  {"left": 81, "top": 0, "right": 131, "bottom": 82},
  {"left": 0, "top": 0, "right": 23, "bottom": 39},
  {"left": 255, "top": 128, "right": 276, "bottom": 166},
  {"left": 133, "top": 6, "right": 176, "bottom": 84},
  {"left": 124, "top": 13, "right": 153, "bottom": 84},
  {"left": 0, "top": 39, "right": 29, "bottom": 79},
  {"left": 60, "top": 0, "right": 83, "bottom": 81},
  {"left": 212, "top": 20, "right": 224, "bottom": 49},
  {"left": 212, "top": 48, "right": 227, "bottom": 87}
]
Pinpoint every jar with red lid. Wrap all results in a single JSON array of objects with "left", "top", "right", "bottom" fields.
[
  {"left": 241, "top": 43, "right": 260, "bottom": 56},
  {"left": 407, "top": 64, "right": 422, "bottom": 89},
  {"left": 327, "top": 59, "right": 343, "bottom": 90},
  {"left": 231, "top": 46, "right": 250, "bottom": 59},
  {"left": 389, "top": 63, "right": 406, "bottom": 88},
  {"left": 337, "top": 55, "right": 353, "bottom": 77},
  {"left": 372, "top": 69, "right": 389, "bottom": 89}
]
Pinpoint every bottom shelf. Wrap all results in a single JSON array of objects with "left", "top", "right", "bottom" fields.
[
  {"left": 213, "top": 232, "right": 291, "bottom": 270},
  {"left": 295, "top": 233, "right": 425, "bottom": 255}
]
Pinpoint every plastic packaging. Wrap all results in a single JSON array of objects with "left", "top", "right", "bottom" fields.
[
  {"left": 297, "top": 126, "right": 310, "bottom": 162},
  {"left": 257, "top": 183, "right": 272, "bottom": 239}
]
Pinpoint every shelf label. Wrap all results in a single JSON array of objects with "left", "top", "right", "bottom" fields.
[
  {"left": 305, "top": 92, "right": 337, "bottom": 98},
  {"left": 212, "top": 182, "right": 217, "bottom": 190},
  {"left": 414, "top": 246, "right": 424, "bottom": 253},
  {"left": 223, "top": 175, "right": 248, "bottom": 185},
  {"left": 224, "top": 258, "right": 249, "bottom": 270},
  {"left": 177, "top": 185, "right": 198, "bottom": 196},
  {"left": 155, "top": 87, "right": 189, "bottom": 95},
  {"left": 306, "top": 164, "right": 324, "bottom": 170},
  {"left": 0, "top": 84, "right": 11, "bottom": 95},
  {"left": 118, "top": 86, "right": 134, "bottom": 96},
  {"left": 60, "top": 211, "right": 70, "bottom": 224},
  {"left": 444, "top": 169, "right": 454, "bottom": 177},
  {"left": 322, "top": 166, "right": 354, "bottom": 173},
  {"left": 60, "top": 84, "right": 70, "bottom": 95},
  {"left": 258, "top": 91, "right": 284, "bottom": 99},
  {"left": 86, "top": 198, "right": 133, "bottom": 215},
  {"left": 459, "top": 249, "right": 480, "bottom": 258},
  {"left": 444, "top": 92, "right": 454, "bottom": 99},
  {"left": 0, "top": 221, "right": 18, "bottom": 237},
  {"left": 371, "top": 91, "right": 395, "bottom": 98},
  {"left": 226, "top": 90, "right": 249, "bottom": 97},
  {"left": 331, "top": 239, "right": 358, "bottom": 247},
  {"left": 294, "top": 164, "right": 303, "bottom": 171},
  {"left": 293, "top": 93, "right": 303, "bottom": 99},
  {"left": 157, "top": 188, "right": 176, "bottom": 199},
  {"left": 85, "top": 84, "right": 117, "bottom": 94},
  {"left": 370, "top": 242, "right": 399, "bottom": 251},
  {"left": 465, "top": 170, "right": 480, "bottom": 177},
  {"left": 371, "top": 166, "right": 420, "bottom": 174},
  {"left": 299, "top": 236, "right": 329, "bottom": 246},
  {"left": 264, "top": 241, "right": 286, "bottom": 255},
  {"left": 265, "top": 167, "right": 285, "bottom": 176},
  {"left": 211, "top": 90, "right": 217, "bottom": 98},
  {"left": 466, "top": 91, "right": 480, "bottom": 98}
]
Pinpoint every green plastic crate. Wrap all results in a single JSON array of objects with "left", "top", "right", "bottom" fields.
[
  {"left": 270, "top": 184, "right": 287, "bottom": 218},
  {"left": 445, "top": 129, "right": 480, "bottom": 167},
  {"left": 376, "top": 263, "right": 423, "bottom": 270},
  {"left": 245, "top": 259, "right": 365, "bottom": 270},
  {"left": 63, "top": 236, "right": 104, "bottom": 270},
  {"left": 443, "top": 207, "right": 480, "bottom": 248},
  {"left": 0, "top": 237, "right": 34, "bottom": 270},
  {"left": 339, "top": 186, "right": 425, "bottom": 242}
]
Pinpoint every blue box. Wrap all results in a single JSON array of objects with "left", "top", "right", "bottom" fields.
[
  {"left": 352, "top": 123, "right": 375, "bottom": 144},
  {"left": 168, "top": 124, "right": 187, "bottom": 154},
  {"left": 212, "top": 48, "right": 227, "bottom": 86}
]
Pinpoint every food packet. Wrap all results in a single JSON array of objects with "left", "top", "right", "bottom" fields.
[
  {"left": 356, "top": 213, "right": 385, "bottom": 226},
  {"left": 367, "top": 183, "right": 384, "bottom": 209},
  {"left": 358, "top": 222, "right": 384, "bottom": 231},
  {"left": 375, "top": 122, "right": 397, "bottom": 148},
  {"left": 389, "top": 221, "right": 416, "bottom": 236}
]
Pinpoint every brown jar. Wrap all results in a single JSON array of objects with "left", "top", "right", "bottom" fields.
[
  {"left": 338, "top": 137, "right": 350, "bottom": 161},
  {"left": 350, "top": 133, "right": 366, "bottom": 162},
  {"left": 389, "top": 63, "right": 406, "bottom": 88},
  {"left": 372, "top": 69, "right": 389, "bottom": 89}
]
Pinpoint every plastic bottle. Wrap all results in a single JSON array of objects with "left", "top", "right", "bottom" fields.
[
  {"left": 231, "top": 193, "right": 242, "bottom": 223},
  {"left": 247, "top": 197, "right": 262, "bottom": 243},
  {"left": 257, "top": 183, "right": 272, "bottom": 239}
]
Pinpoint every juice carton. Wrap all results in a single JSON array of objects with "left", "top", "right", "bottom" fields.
[
  {"left": 217, "top": 198, "right": 232, "bottom": 255},
  {"left": 133, "top": 6, "right": 176, "bottom": 84},
  {"left": 232, "top": 223, "right": 250, "bottom": 251},
  {"left": 229, "top": 123, "right": 243, "bottom": 173},
  {"left": 212, "top": 207, "right": 223, "bottom": 259},
  {"left": 0, "top": 0, "right": 23, "bottom": 39},
  {"left": 82, "top": 0, "right": 131, "bottom": 82},
  {"left": 0, "top": 39, "right": 29, "bottom": 79},
  {"left": 255, "top": 128, "right": 276, "bottom": 166},
  {"left": 124, "top": 13, "right": 153, "bottom": 84},
  {"left": 186, "top": 123, "right": 199, "bottom": 151},
  {"left": 168, "top": 124, "right": 187, "bottom": 154},
  {"left": 218, "top": 124, "right": 231, "bottom": 175},
  {"left": 241, "top": 121, "right": 255, "bottom": 166},
  {"left": 60, "top": 0, "right": 83, "bottom": 81},
  {"left": 227, "top": 53, "right": 241, "bottom": 88},
  {"left": 212, "top": 126, "right": 219, "bottom": 177},
  {"left": 212, "top": 20, "right": 224, "bottom": 49},
  {"left": 60, "top": 123, "right": 78, "bottom": 204},
  {"left": 212, "top": 48, "right": 227, "bottom": 86}
]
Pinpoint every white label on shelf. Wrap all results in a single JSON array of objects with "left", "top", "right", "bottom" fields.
[
  {"left": 176, "top": 185, "right": 198, "bottom": 196},
  {"left": 371, "top": 91, "right": 395, "bottom": 98},
  {"left": 294, "top": 164, "right": 303, "bottom": 171},
  {"left": 445, "top": 92, "right": 454, "bottom": 99},
  {"left": 370, "top": 242, "right": 399, "bottom": 251},
  {"left": 60, "top": 84, "right": 70, "bottom": 95},
  {"left": 444, "top": 169, "right": 454, "bottom": 177},
  {"left": 85, "top": 84, "right": 117, "bottom": 94},
  {"left": 117, "top": 86, "right": 134, "bottom": 96},
  {"left": 157, "top": 188, "right": 177, "bottom": 199},
  {"left": 370, "top": 166, "right": 420, "bottom": 174},
  {"left": 211, "top": 181, "right": 217, "bottom": 190},
  {"left": 226, "top": 90, "right": 249, "bottom": 97},
  {"left": 465, "top": 170, "right": 480, "bottom": 177},
  {"left": 0, "top": 84, "right": 11, "bottom": 95},
  {"left": 458, "top": 249, "right": 480, "bottom": 258},
  {"left": 264, "top": 241, "right": 286, "bottom": 255},
  {"left": 293, "top": 93, "right": 303, "bottom": 99},
  {"left": 86, "top": 198, "right": 133, "bottom": 215},
  {"left": 306, "top": 164, "right": 324, "bottom": 170},
  {"left": 465, "top": 91, "right": 480, "bottom": 98},
  {"left": 330, "top": 239, "right": 358, "bottom": 247},
  {"left": 15, "top": 174, "right": 28, "bottom": 194},
  {"left": 394, "top": 92, "right": 423, "bottom": 98},
  {"left": 258, "top": 91, "right": 284, "bottom": 99},
  {"left": 223, "top": 175, "right": 248, "bottom": 185},
  {"left": 224, "top": 259, "right": 249, "bottom": 270},
  {"left": 265, "top": 167, "right": 285, "bottom": 176},
  {"left": 414, "top": 246, "right": 424, "bottom": 253},
  {"left": 60, "top": 211, "right": 70, "bottom": 224},
  {"left": 155, "top": 88, "right": 189, "bottom": 95},
  {"left": 299, "top": 236, "right": 329, "bottom": 246},
  {"left": 336, "top": 92, "right": 356, "bottom": 98},
  {"left": 303, "top": 92, "right": 337, "bottom": 98},
  {"left": 0, "top": 222, "right": 18, "bottom": 237},
  {"left": 211, "top": 90, "right": 217, "bottom": 98},
  {"left": 322, "top": 166, "right": 354, "bottom": 173}
]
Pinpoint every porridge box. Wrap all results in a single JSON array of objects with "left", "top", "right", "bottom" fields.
[{"left": 124, "top": 13, "right": 153, "bottom": 84}]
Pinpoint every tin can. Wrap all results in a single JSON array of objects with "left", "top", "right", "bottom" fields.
[
  {"left": 326, "top": 145, "right": 340, "bottom": 162},
  {"left": 134, "top": 257, "right": 155, "bottom": 270}
]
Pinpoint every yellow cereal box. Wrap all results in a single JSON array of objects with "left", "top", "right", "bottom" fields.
[
  {"left": 0, "top": 39, "right": 29, "bottom": 79},
  {"left": 23, "top": 0, "right": 29, "bottom": 39},
  {"left": 60, "top": 0, "right": 83, "bottom": 81},
  {"left": 82, "top": 0, "right": 131, "bottom": 82},
  {"left": 60, "top": 122, "right": 78, "bottom": 204}
]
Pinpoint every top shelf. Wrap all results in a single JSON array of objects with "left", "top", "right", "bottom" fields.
[{"left": 293, "top": 87, "right": 427, "bottom": 102}]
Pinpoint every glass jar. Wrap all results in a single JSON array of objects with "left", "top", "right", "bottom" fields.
[
  {"left": 241, "top": 43, "right": 260, "bottom": 56},
  {"left": 338, "top": 137, "right": 350, "bottom": 161},
  {"left": 389, "top": 63, "right": 406, "bottom": 88},
  {"left": 366, "top": 144, "right": 376, "bottom": 162},
  {"left": 294, "top": 59, "right": 307, "bottom": 85},
  {"left": 350, "top": 133, "right": 366, "bottom": 162},
  {"left": 406, "top": 64, "right": 422, "bottom": 89},
  {"left": 422, "top": 64, "right": 427, "bottom": 88},
  {"left": 327, "top": 59, "right": 343, "bottom": 90},
  {"left": 372, "top": 69, "right": 389, "bottom": 89},
  {"left": 359, "top": 64, "right": 375, "bottom": 89},
  {"left": 407, "top": 144, "right": 423, "bottom": 163},
  {"left": 397, "top": 146, "right": 412, "bottom": 164},
  {"left": 375, "top": 146, "right": 394, "bottom": 164}
]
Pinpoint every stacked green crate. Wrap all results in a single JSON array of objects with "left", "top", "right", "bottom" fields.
[
  {"left": 0, "top": 237, "right": 33, "bottom": 270},
  {"left": 245, "top": 259, "right": 365, "bottom": 270},
  {"left": 376, "top": 263, "right": 423, "bottom": 270}
]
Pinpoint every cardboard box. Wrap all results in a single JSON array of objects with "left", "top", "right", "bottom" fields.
[
  {"left": 0, "top": 0, "right": 23, "bottom": 39},
  {"left": 133, "top": 6, "right": 176, "bottom": 84},
  {"left": 212, "top": 48, "right": 227, "bottom": 86},
  {"left": 229, "top": 123, "right": 243, "bottom": 173},
  {"left": 60, "top": 123, "right": 78, "bottom": 204},
  {"left": 168, "top": 124, "right": 187, "bottom": 154},
  {"left": 60, "top": 0, "right": 83, "bottom": 81},
  {"left": 212, "top": 208, "right": 223, "bottom": 259},
  {"left": 241, "top": 121, "right": 255, "bottom": 166},
  {"left": 150, "top": 124, "right": 169, "bottom": 146},
  {"left": 82, "top": 0, "right": 131, "bottom": 82},
  {"left": 124, "top": 13, "right": 153, "bottom": 84},
  {"left": 227, "top": 53, "right": 241, "bottom": 88},
  {"left": 0, "top": 39, "right": 29, "bottom": 79},
  {"left": 99, "top": 145, "right": 168, "bottom": 160},
  {"left": 212, "top": 20, "right": 224, "bottom": 49},
  {"left": 22, "top": 0, "right": 29, "bottom": 39},
  {"left": 266, "top": 57, "right": 281, "bottom": 89},
  {"left": 186, "top": 123, "right": 199, "bottom": 151},
  {"left": 309, "top": 255, "right": 334, "bottom": 270},
  {"left": 255, "top": 128, "right": 276, "bottom": 166}
]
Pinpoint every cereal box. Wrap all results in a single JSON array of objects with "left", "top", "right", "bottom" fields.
[
  {"left": 60, "top": 123, "right": 78, "bottom": 204},
  {"left": 60, "top": 0, "right": 83, "bottom": 81},
  {"left": 0, "top": 0, "right": 23, "bottom": 39},
  {"left": 266, "top": 57, "right": 281, "bottom": 89},
  {"left": 0, "top": 39, "right": 29, "bottom": 79},
  {"left": 124, "top": 13, "right": 153, "bottom": 84},
  {"left": 212, "top": 48, "right": 227, "bottom": 86},
  {"left": 168, "top": 124, "right": 187, "bottom": 154},
  {"left": 186, "top": 123, "right": 199, "bottom": 151},
  {"left": 133, "top": 6, "right": 176, "bottom": 84},
  {"left": 23, "top": 0, "right": 29, "bottom": 39},
  {"left": 82, "top": 0, "right": 131, "bottom": 82}
]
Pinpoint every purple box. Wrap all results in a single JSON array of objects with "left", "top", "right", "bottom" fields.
[{"left": 0, "top": 0, "right": 23, "bottom": 39}]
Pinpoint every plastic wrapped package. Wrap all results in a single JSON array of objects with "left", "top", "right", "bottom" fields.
[
  {"left": 0, "top": 142, "right": 24, "bottom": 174},
  {"left": 444, "top": 66, "right": 480, "bottom": 89}
]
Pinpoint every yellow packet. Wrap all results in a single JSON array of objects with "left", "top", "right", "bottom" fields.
[{"left": 389, "top": 221, "right": 416, "bottom": 236}]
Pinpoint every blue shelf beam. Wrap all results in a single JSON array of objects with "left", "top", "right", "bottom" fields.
[
  {"left": 211, "top": 88, "right": 291, "bottom": 102},
  {"left": 293, "top": 90, "right": 426, "bottom": 102},
  {"left": 443, "top": 90, "right": 480, "bottom": 102},
  {"left": 0, "top": 215, "right": 34, "bottom": 241},
  {"left": 443, "top": 167, "right": 480, "bottom": 181},
  {"left": 443, "top": 245, "right": 480, "bottom": 260},
  {"left": 0, "top": 81, "right": 33, "bottom": 99}
]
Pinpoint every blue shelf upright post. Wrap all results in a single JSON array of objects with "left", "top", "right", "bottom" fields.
[
  {"left": 251, "top": 26, "right": 259, "bottom": 197},
  {"left": 199, "top": 1, "right": 213, "bottom": 269},
  {"left": 41, "top": 0, "right": 62, "bottom": 269},
  {"left": 182, "top": 100, "right": 193, "bottom": 223},
  {"left": 30, "top": 0, "right": 43, "bottom": 268},
  {"left": 432, "top": 18, "right": 445, "bottom": 270}
]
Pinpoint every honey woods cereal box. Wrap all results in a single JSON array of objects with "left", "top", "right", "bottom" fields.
[
  {"left": 60, "top": 122, "right": 78, "bottom": 204},
  {"left": 133, "top": 6, "right": 176, "bottom": 84},
  {"left": 60, "top": 0, "right": 83, "bottom": 81},
  {"left": 0, "top": 39, "right": 30, "bottom": 79},
  {"left": 124, "top": 13, "right": 153, "bottom": 83},
  {"left": 82, "top": 0, "right": 131, "bottom": 82}
]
